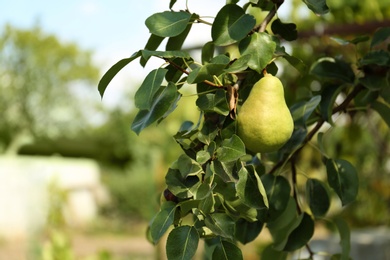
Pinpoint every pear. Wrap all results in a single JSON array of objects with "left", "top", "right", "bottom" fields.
[{"left": 237, "top": 74, "right": 294, "bottom": 153}]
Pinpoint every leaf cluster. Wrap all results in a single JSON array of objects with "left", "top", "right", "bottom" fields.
[{"left": 98, "top": 0, "right": 389, "bottom": 259}]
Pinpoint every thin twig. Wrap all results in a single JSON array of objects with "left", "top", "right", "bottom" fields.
[
  {"left": 164, "top": 58, "right": 219, "bottom": 87},
  {"left": 255, "top": 0, "right": 284, "bottom": 33},
  {"left": 291, "top": 156, "right": 301, "bottom": 214}
]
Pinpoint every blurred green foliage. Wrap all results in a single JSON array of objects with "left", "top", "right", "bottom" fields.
[{"left": 0, "top": 24, "right": 99, "bottom": 154}]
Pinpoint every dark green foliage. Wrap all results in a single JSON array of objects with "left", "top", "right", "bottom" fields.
[{"left": 98, "top": 1, "right": 390, "bottom": 259}]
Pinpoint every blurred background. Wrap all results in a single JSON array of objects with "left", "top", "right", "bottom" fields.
[{"left": 0, "top": 0, "right": 389, "bottom": 259}]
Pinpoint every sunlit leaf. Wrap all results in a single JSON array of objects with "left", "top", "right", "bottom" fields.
[
  {"left": 326, "top": 159, "right": 359, "bottom": 206},
  {"left": 239, "top": 32, "right": 276, "bottom": 73},
  {"left": 237, "top": 165, "right": 268, "bottom": 209},
  {"left": 141, "top": 50, "right": 191, "bottom": 61},
  {"left": 211, "top": 4, "right": 256, "bottom": 46},
  {"left": 145, "top": 11, "right": 192, "bottom": 37},
  {"left": 216, "top": 134, "right": 246, "bottom": 162},
  {"left": 166, "top": 14, "right": 198, "bottom": 50},
  {"left": 224, "top": 54, "right": 251, "bottom": 73},
  {"left": 196, "top": 89, "right": 230, "bottom": 116},
  {"left": 188, "top": 55, "right": 230, "bottom": 84},
  {"left": 98, "top": 51, "right": 141, "bottom": 98},
  {"left": 166, "top": 226, "right": 199, "bottom": 260}
]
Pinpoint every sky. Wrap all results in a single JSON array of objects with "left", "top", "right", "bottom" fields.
[{"left": 0, "top": 0, "right": 291, "bottom": 107}]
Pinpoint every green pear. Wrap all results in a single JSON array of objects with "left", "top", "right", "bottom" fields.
[{"left": 237, "top": 74, "right": 294, "bottom": 153}]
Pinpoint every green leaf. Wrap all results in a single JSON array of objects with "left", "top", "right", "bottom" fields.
[
  {"left": 290, "top": 95, "right": 321, "bottom": 127},
  {"left": 98, "top": 51, "right": 141, "bottom": 98},
  {"left": 132, "top": 83, "right": 181, "bottom": 135},
  {"left": 239, "top": 32, "right": 276, "bottom": 73},
  {"left": 177, "top": 154, "right": 203, "bottom": 177},
  {"left": 359, "top": 50, "right": 390, "bottom": 67},
  {"left": 134, "top": 68, "right": 168, "bottom": 110},
  {"left": 212, "top": 239, "right": 243, "bottom": 260},
  {"left": 178, "top": 200, "right": 200, "bottom": 216},
  {"left": 371, "top": 101, "right": 390, "bottom": 127},
  {"left": 196, "top": 89, "right": 230, "bottom": 116},
  {"left": 169, "top": 0, "right": 177, "bottom": 9},
  {"left": 224, "top": 54, "right": 251, "bottom": 73},
  {"left": 205, "top": 213, "right": 235, "bottom": 239},
  {"left": 326, "top": 159, "right": 359, "bottom": 206},
  {"left": 310, "top": 57, "right": 355, "bottom": 83},
  {"left": 216, "top": 134, "right": 246, "bottom": 162},
  {"left": 319, "top": 84, "right": 346, "bottom": 124},
  {"left": 283, "top": 213, "right": 314, "bottom": 251},
  {"left": 150, "top": 202, "right": 177, "bottom": 244},
  {"left": 199, "top": 193, "right": 216, "bottom": 214},
  {"left": 166, "top": 14, "right": 197, "bottom": 51},
  {"left": 371, "top": 27, "right": 390, "bottom": 48},
  {"left": 202, "top": 41, "right": 215, "bottom": 64},
  {"left": 302, "top": 0, "right": 329, "bottom": 15},
  {"left": 188, "top": 55, "right": 230, "bottom": 83},
  {"left": 211, "top": 4, "right": 256, "bottom": 46},
  {"left": 359, "top": 74, "right": 389, "bottom": 91},
  {"left": 166, "top": 226, "right": 199, "bottom": 260},
  {"left": 165, "top": 168, "right": 201, "bottom": 199},
  {"left": 271, "top": 19, "right": 297, "bottom": 41},
  {"left": 267, "top": 197, "right": 302, "bottom": 250},
  {"left": 261, "top": 174, "right": 291, "bottom": 219},
  {"left": 237, "top": 165, "right": 269, "bottom": 209},
  {"left": 306, "top": 179, "right": 330, "bottom": 217},
  {"left": 234, "top": 219, "right": 263, "bottom": 244},
  {"left": 145, "top": 11, "right": 192, "bottom": 37},
  {"left": 196, "top": 150, "right": 211, "bottom": 165},
  {"left": 282, "top": 53, "right": 307, "bottom": 74},
  {"left": 141, "top": 49, "right": 191, "bottom": 61},
  {"left": 333, "top": 218, "right": 351, "bottom": 260},
  {"left": 140, "top": 34, "right": 165, "bottom": 67},
  {"left": 261, "top": 243, "right": 288, "bottom": 260}
]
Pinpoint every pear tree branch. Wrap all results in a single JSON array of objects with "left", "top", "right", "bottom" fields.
[
  {"left": 268, "top": 83, "right": 365, "bottom": 175},
  {"left": 255, "top": 0, "right": 284, "bottom": 33}
]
